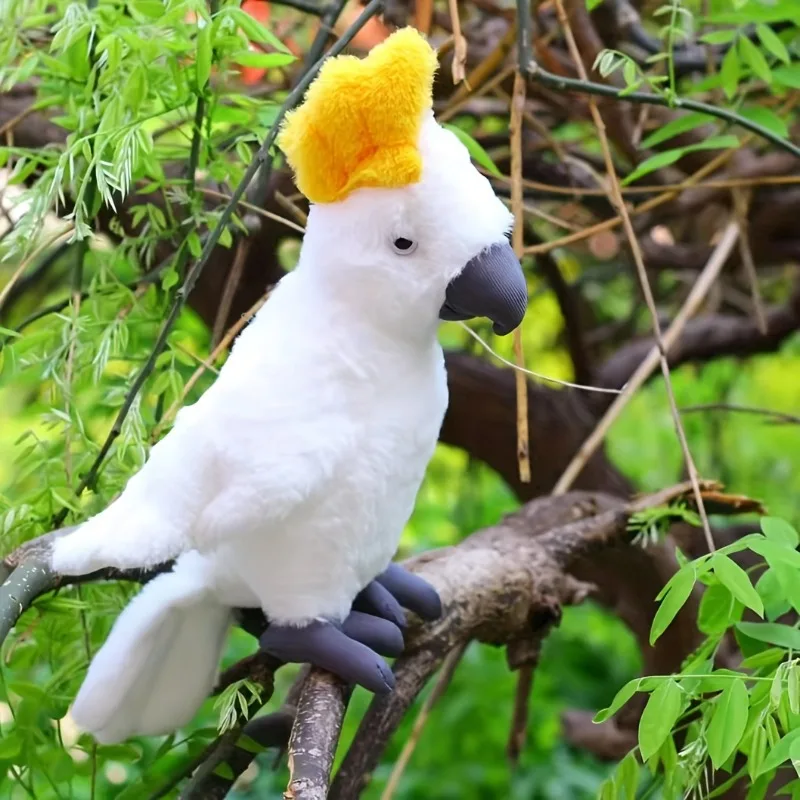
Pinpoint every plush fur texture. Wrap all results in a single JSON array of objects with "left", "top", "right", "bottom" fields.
[
  {"left": 69, "top": 553, "right": 233, "bottom": 743},
  {"left": 52, "top": 40, "right": 514, "bottom": 742},
  {"left": 278, "top": 27, "right": 437, "bottom": 204}
]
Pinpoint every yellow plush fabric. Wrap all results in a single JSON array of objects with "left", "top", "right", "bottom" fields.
[{"left": 278, "top": 26, "right": 438, "bottom": 205}]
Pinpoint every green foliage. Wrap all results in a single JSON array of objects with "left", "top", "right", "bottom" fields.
[
  {"left": 597, "top": 517, "right": 800, "bottom": 799},
  {"left": 0, "top": 0, "right": 798, "bottom": 797},
  {"left": 592, "top": 0, "right": 798, "bottom": 183}
]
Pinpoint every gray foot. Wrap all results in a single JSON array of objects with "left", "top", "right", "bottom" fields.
[
  {"left": 260, "top": 620, "right": 396, "bottom": 694},
  {"left": 371, "top": 563, "right": 442, "bottom": 622}
]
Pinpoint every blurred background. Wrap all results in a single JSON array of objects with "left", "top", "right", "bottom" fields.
[{"left": 0, "top": 0, "right": 799, "bottom": 797}]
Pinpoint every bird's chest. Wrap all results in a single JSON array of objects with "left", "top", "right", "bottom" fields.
[{"left": 318, "top": 354, "right": 448, "bottom": 581}]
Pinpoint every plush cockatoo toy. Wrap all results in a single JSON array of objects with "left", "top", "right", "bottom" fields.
[{"left": 50, "top": 27, "right": 527, "bottom": 744}]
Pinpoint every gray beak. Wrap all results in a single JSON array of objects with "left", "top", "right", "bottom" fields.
[{"left": 439, "top": 241, "right": 528, "bottom": 335}]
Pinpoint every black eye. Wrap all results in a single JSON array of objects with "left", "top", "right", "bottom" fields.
[{"left": 391, "top": 237, "right": 418, "bottom": 255}]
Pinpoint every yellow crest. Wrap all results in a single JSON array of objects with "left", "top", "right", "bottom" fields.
[{"left": 278, "top": 27, "right": 438, "bottom": 205}]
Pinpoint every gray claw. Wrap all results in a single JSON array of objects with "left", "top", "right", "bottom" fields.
[
  {"left": 341, "top": 611, "right": 404, "bottom": 657},
  {"left": 376, "top": 564, "right": 442, "bottom": 621},
  {"left": 353, "top": 580, "right": 406, "bottom": 629},
  {"left": 260, "top": 620, "right": 395, "bottom": 694}
]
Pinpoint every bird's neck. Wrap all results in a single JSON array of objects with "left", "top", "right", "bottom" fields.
[{"left": 293, "top": 246, "right": 443, "bottom": 352}]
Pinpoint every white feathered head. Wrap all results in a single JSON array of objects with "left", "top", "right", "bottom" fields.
[{"left": 279, "top": 27, "right": 527, "bottom": 336}]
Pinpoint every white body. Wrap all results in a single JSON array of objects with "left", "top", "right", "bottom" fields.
[{"left": 51, "top": 115, "right": 514, "bottom": 742}]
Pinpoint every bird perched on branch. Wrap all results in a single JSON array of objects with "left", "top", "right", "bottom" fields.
[{"left": 51, "top": 26, "right": 527, "bottom": 744}]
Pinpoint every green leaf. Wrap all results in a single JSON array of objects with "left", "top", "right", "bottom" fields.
[
  {"left": 757, "top": 568, "right": 792, "bottom": 621},
  {"left": 442, "top": 124, "right": 502, "bottom": 177},
  {"left": 623, "top": 136, "right": 738, "bottom": 185},
  {"left": 698, "top": 582, "right": 738, "bottom": 635},
  {"left": 774, "top": 64, "right": 800, "bottom": 89},
  {"left": 750, "top": 722, "right": 767, "bottom": 780},
  {"left": 161, "top": 267, "right": 179, "bottom": 292},
  {"left": 212, "top": 761, "right": 235, "bottom": 780},
  {"left": 227, "top": 7, "right": 291, "bottom": 53},
  {"left": 0, "top": 326, "right": 21, "bottom": 339},
  {"left": 617, "top": 751, "right": 639, "bottom": 800},
  {"left": 750, "top": 538, "right": 800, "bottom": 570},
  {"left": 196, "top": 24, "right": 212, "bottom": 90},
  {"left": 594, "top": 678, "right": 641, "bottom": 723},
  {"left": 0, "top": 733, "right": 21, "bottom": 759},
  {"left": 739, "top": 36, "right": 772, "bottom": 83},
  {"left": 756, "top": 24, "right": 790, "bottom": 64},
  {"left": 773, "top": 561, "right": 800, "bottom": 617},
  {"left": 651, "top": 567, "right": 696, "bottom": 644},
  {"left": 700, "top": 29, "right": 737, "bottom": 45},
  {"left": 720, "top": 44, "right": 741, "bottom": 99},
  {"left": 713, "top": 553, "right": 764, "bottom": 616},
  {"left": 761, "top": 517, "right": 800, "bottom": 548},
  {"left": 742, "top": 647, "right": 787, "bottom": 669},
  {"left": 737, "top": 622, "right": 800, "bottom": 650},
  {"left": 232, "top": 50, "right": 295, "bottom": 69},
  {"left": 758, "top": 728, "right": 800, "bottom": 775},
  {"left": 739, "top": 106, "right": 790, "bottom": 139},
  {"left": 130, "top": 0, "right": 165, "bottom": 19},
  {"left": 790, "top": 663, "right": 800, "bottom": 715},
  {"left": 641, "top": 112, "right": 713, "bottom": 149},
  {"left": 707, "top": 678, "right": 749, "bottom": 769},
  {"left": 638, "top": 679, "right": 682, "bottom": 761}
]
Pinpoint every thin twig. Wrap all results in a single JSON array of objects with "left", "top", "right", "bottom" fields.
[
  {"left": 507, "top": 659, "right": 534, "bottom": 765},
  {"left": 524, "top": 58, "right": 800, "bottom": 160},
  {"left": 510, "top": 70, "right": 530, "bottom": 484},
  {"left": 274, "top": 190, "right": 308, "bottom": 226},
  {"left": 447, "top": 0, "right": 467, "bottom": 85},
  {"left": 154, "top": 293, "right": 269, "bottom": 438},
  {"left": 211, "top": 238, "right": 252, "bottom": 347},
  {"left": 380, "top": 643, "right": 468, "bottom": 800},
  {"left": 732, "top": 187, "right": 767, "bottom": 334},
  {"left": 513, "top": 172, "right": 800, "bottom": 198},
  {"left": 515, "top": 149, "right": 741, "bottom": 256},
  {"left": 681, "top": 403, "right": 800, "bottom": 426},
  {"left": 0, "top": 225, "right": 74, "bottom": 314},
  {"left": 199, "top": 187, "right": 305, "bottom": 234},
  {"left": 553, "top": 222, "right": 740, "bottom": 495},
  {"left": 551, "top": 0, "right": 717, "bottom": 552}
]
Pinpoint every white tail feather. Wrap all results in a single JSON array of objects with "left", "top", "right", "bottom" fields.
[{"left": 71, "top": 556, "right": 231, "bottom": 744}]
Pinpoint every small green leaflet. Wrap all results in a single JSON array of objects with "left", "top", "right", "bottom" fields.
[
  {"left": 594, "top": 679, "right": 639, "bottom": 723},
  {"left": 739, "top": 106, "right": 789, "bottom": 139},
  {"left": 774, "top": 64, "right": 800, "bottom": 90},
  {"left": 196, "top": 23, "right": 212, "bottom": 90},
  {"left": 650, "top": 566, "right": 696, "bottom": 645},
  {"left": 700, "top": 29, "right": 737, "bottom": 45},
  {"left": 0, "top": 326, "right": 21, "bottom": 339},
  {"left": 737, "top": 621, "right": 800, "bottom": 650},
  {"left": 713, "top": 552, "right": 764, "bottom": 617},
  {"left": 623, "top": 136, "right": 739, "bottom": 185},
  {"left": 641, "top": 112, "right": 714, "bottom": 149},
  {"left": 232, "top": 51, "right": 295, "bottom": 69},
  {"left": 738, "top": 36, "right": 772, "bottom": 83},
  {"left": 698, "top": 582, "right": 737, "bottom": 635},
  {"left": 756, "top": 24, "right": 790, "bottom": 65},
  {"left": 638, "top": 679, "right": 683, "bottom": 761},
  {"left": 720, "top": 45, "right": 741, "bottom": 99},
  {"left": 761, "top": 517, "right": 800, "bottom": 548},
  {"left": 706, "top": 678, "right": 749, "bottom": 769},
  {"left": 616, "top": 751, "right": 639, "bottom": 800},
  {"left": 442, "top": 124, "right": 502, "bottom": 177},
  {"left": 757, "top": 728, "right": 800, "bottom": 776},
  {"left": 226, "top": 7, "right": 292, "bottom": 54}
]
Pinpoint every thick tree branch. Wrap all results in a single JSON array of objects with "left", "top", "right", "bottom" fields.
[{"left": 597, "top": 289, "right": 800, "bottom": 391}]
